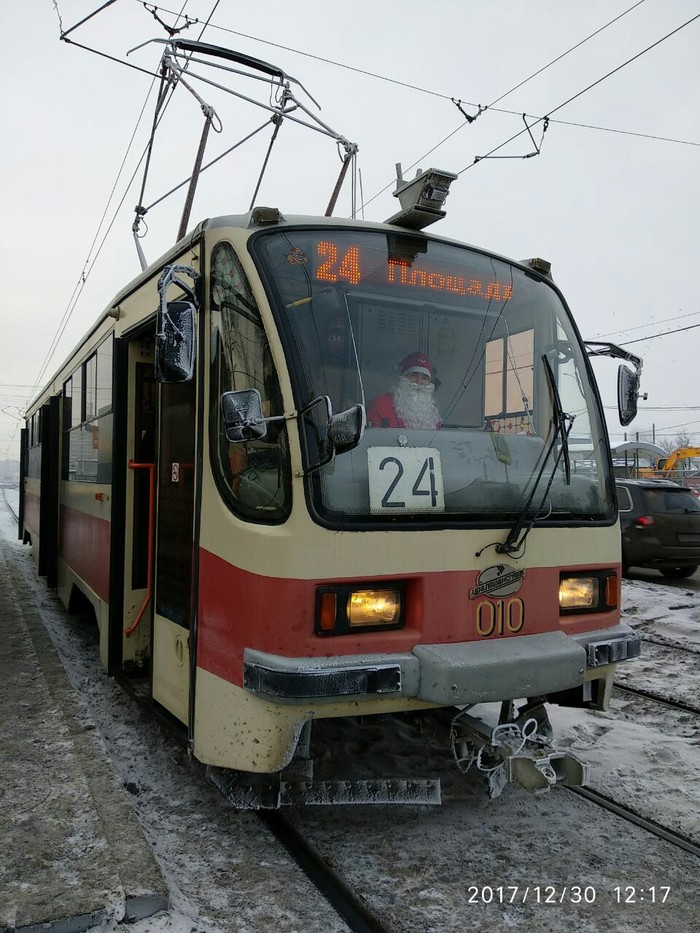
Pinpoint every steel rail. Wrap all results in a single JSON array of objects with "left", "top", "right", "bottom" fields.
[
  {"left": 1, "top": 486, "right": 19, "bottom": 523},
  {"left": 568, "top": 785, "right": 700, "bottom": 860},
  {"left": 117, "top": 675, "right": 390, "bottom": 932},
  {"left": 638, "top": 632, "right": 700, "bottom": 657},
  {"left": 260, "top": 811, "right": 389, "bottom": 933},
  {"left": 614, "top": 682, "right": 700, "bottom": 717}
]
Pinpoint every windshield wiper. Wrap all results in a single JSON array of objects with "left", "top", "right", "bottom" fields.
[
  {"left": 543, "top": 353, "right": 572, "bottom": 485},
  {"left": 496, "top": 354, "right": 575, "bottom": 555}
]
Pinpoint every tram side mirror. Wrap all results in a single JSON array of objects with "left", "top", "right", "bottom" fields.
[
  {"left": 328, "top": 403, "right": 365, "bottom": 455},
  {"left": 155, "top": 300, "right": 196, "bottom": 383},
  {"left": 617, "top": 364, "right": 639, "bottom": 427},
  {"left": 300, "top": 395, "right": 334, "bottom": 471},
  {"left": 301, "top": 396, "right": 365, "bottom": 472},
  {"left": 221, "top": 388, "right": 268, "bottom": 443}
]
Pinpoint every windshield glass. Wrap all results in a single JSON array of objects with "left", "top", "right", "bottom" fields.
[{"left": 252, "top": 227, "right": 614, "bottom": 527}]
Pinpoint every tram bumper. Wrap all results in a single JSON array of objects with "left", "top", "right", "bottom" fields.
[
  {"left": 414, "top": 623, "right": 640, "bottom": 704},
  {"left": 243, "top": 622, "right": 640, "bottom": 705},
  {"left": 413, "top": 631, "right": 585, "bottom": 705}
]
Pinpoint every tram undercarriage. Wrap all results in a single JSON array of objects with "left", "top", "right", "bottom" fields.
[{"left": 207, "top": 698, "right": 590, "bottom": 808}]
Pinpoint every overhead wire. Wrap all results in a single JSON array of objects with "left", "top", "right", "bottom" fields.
[
  {"left": 608, "top": 417, "right": 700, "bottom": 439},
  {"left": 9, "top": 1, "right": 221, "bottom": 457},
  {"left": 139, "top": 1, "right": 700, "bottom": 150},
  {"left": 614, "top": 321, "right": 700, "bottom": 347},
  {"left": 486, "top": 0, "right": 649, "bottom": 108},
  {"left": 594, "top": 316, "right": 700, "bottom": 430},
  {"left": 594, "top": 309, "right": 700, "bottom": 341},
  {"left": 142, "top": 1, "right": 645, "bottom": 113},
  {"left": 28, "top": 0, "right": 222, "bottom": 406},
  {"left": 457, "top": 11, "right": 700, "bottom": 174},
  {"left": 13, "top": 4, "right": 700, "bottom": 456},
  {"left": 29, "top": 86, "right": 163, "bottom": 398},
  {"left": 360, "top": 3, "right": 696, "bottom": 207}
]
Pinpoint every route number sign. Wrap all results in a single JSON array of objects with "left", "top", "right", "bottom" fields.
[{"left": 367, "top": 447, "right": 445, "bottom": 515}]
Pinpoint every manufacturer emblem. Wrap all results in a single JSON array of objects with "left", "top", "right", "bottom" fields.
[{"left": 469, "top": 564, "right": 524, "bottom": 599}]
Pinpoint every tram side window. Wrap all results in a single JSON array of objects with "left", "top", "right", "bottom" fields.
[
  {"left": 209, "top": 241, "right": 290, "bottom": 521},
  {"left": 31, "top": 411, "right": 42, "bottom": 447},
  {"left": 27, "top": 411, "right": 42, "bottom": 479},
  {"left": 62, "top": 335, "right": 114, "bottom": 483}
]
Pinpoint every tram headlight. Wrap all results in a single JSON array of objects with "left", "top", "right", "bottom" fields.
[
  {"left": 348, "top": 589, "right": 401, "bottom": 627},
  {"left": 315, "top": 584, "right": 404, "bottom": 635},
  {"left": 559, "top": 572, "right": 618, "bottom": 614},
  {"left": 559, "top": 577, "right": 597, "bottom": 609}
]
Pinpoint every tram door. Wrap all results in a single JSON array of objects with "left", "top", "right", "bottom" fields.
[{"left": 151, "top": 379, "right": 196, "bottom": 723}]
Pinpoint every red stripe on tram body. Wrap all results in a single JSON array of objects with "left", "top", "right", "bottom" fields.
[
  {"left": 195, "top": 549, "right": 605, "bottom": 688},
  {"left": 59, "top": 504, "right": 110, "bottom": 602}
]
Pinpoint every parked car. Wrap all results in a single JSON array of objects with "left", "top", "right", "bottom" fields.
[{"left": 616, "top": 478, "right": 700, "bottom": 578}]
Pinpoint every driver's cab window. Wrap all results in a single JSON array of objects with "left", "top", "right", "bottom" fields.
[{"left": 209, "top": 242, "right": 290, "bottom": 521}]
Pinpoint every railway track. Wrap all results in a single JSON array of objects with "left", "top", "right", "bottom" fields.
[
  {"left": 0, "top": 489, "right": 389, "bottom": 931},
  {"left": 1, "top": 486, "right": 18, "bottom": 523},
  {"left": 261, "top": 811, "right": 389, "bottom": 933},
  {"left": 638, "top": 631, "right": 700, "bottom": 656},
  {"left": 614, "top": 681, "right": 700, "bottom": 717},
  {"left": 569, "top": 785, "right": 700, "bottom": 860},
  {"left": 613, "top": 636, "right": 700, "bottom": 717},
  {"left": 121, "top": 669, "right": 700, "bottom": 930},
  {"left": 117, "top": 674, "right": 391, "bottom": 933}
]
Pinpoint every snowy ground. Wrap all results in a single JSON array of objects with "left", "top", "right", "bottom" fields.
[{"left": 2, "top": 490, "right": 699, "bottom": 932}]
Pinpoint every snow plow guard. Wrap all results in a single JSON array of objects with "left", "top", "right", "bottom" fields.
[{"left": 450, "top": 703, "right": 590, "bottom": 799}]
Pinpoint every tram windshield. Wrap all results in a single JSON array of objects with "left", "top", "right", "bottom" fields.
[{"left": 249, "top": 227, "right": 615, "bottom": 527}]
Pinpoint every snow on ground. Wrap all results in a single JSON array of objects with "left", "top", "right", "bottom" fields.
[
  {"left": 2, "top": 488, "right": 699, "bottom": 932},
  {"left": 549, "top": 576, "right": 700, "bottom": 845}
]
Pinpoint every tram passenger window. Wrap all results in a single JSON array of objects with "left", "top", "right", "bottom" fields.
[
  {"left": 96, "top": 337, "right": 113, "bottom": 415},
  {"left": 84, "top": 354, "right": 97, "bottom": 422},
  {"left": 60, "top": 338, "right": 114, "bottom": 484},
  {"left": 64, "top": 370, "right": 83, "bottom": 429},
  {"left": 209, "top": 242, "right": 290, "bottom": 521},
  {"left": 30, "top": 412, "right": 40, "bottom": 447}
]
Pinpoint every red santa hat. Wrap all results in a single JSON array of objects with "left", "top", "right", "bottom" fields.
[{"left": 399, "top": 351, "right": 433, "bottom": 380}]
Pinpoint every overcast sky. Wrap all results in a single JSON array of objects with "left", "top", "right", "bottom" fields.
[{"left": 2, "top": 0, "right": 699, "bottom": 460}]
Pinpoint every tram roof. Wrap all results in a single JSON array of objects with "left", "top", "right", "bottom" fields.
[
  {"left": 27, "top": 210, "right": 556, "bottom": 415},
  {"left": 111, "top": 208, "right": 534, "bottom": 306}
]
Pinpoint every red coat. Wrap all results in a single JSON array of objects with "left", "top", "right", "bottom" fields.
[
  {"left": 367, "top": 393, "right": 442, "bottom": 429},
  {"left": 367, "top": 393, "right": 403, "bottom": 428}
]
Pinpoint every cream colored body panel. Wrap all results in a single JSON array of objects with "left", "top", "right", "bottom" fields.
[
  {"left": 152, "top": 615, "right": 190, "bottom": 724},
  {"left": 198, "top": 469, "right": 621, "bottom": 579},
  {"left": 193, "top": 667, "right": 436, "bottom": 772},
  {"left": 59, "top": 479, "right": 111, "bottom": 521}
]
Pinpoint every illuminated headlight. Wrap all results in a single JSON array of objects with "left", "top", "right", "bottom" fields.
[
  {"left": 560, "top": 577, "right": 597, "bottom": 609},
  {"left": 348, "top": 590, "right": 401, "bottom": 627},
  {"left": 559, "top": 572, "right": 618, "bottom": 615},
  {"left": 316, "top": 583, "right": 405, "bottom": 635}
]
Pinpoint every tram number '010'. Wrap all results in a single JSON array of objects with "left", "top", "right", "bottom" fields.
[
  {"left": 367, "top": 447, "right": 445, "bottom": 514},
  {"left": 475, "top": 597, "right": 525, "bottom": 637}
]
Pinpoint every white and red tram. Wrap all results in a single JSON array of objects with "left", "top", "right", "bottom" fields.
[{"left": 20, "top": 194, "right": 642, "bottom": 802}]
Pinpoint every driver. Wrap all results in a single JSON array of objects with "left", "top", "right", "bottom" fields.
[{"left": 367, "top": 351, "right": 441, "bottom": 429}]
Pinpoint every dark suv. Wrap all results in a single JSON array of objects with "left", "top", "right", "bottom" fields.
[{"left": 616, "top": 478, "right": 700, "bottom": 578}]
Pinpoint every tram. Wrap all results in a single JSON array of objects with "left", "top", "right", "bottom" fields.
[{"left": 20, "top": 161, "right": 643, "bottom": 803}]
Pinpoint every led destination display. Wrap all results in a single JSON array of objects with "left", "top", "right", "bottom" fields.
[{"left": 310, "top": 239, "right": 514, "bottom": 303}]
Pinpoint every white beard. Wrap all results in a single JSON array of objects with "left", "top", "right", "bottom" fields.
[{"left": 393, "top": 377, "right": 440, "bottom": 429}]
